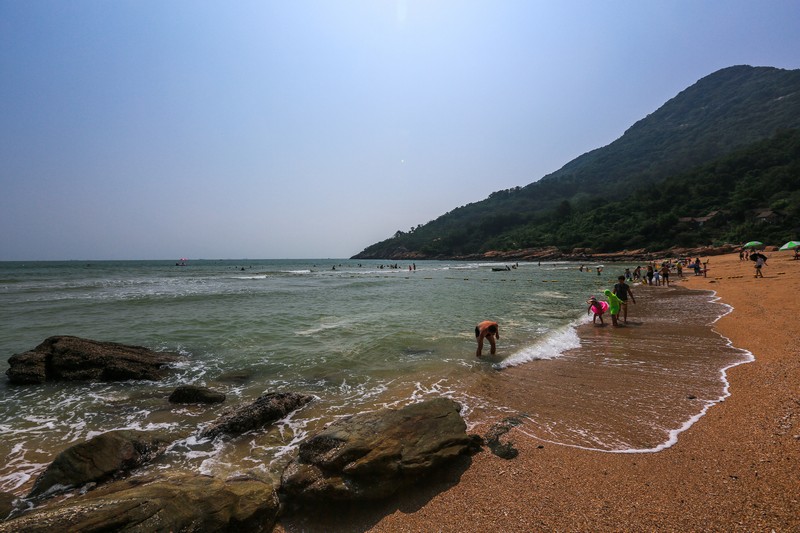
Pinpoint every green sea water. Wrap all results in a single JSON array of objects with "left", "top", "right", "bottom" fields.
[{"left": 0, "top": 259, "right": 751, "bottom": 492}]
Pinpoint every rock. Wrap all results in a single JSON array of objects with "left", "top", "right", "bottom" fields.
[
  {"left": 200, "top": 392, "right": 313, "bottom": 440},
  {"left": 27, "top": 430, "right": 171, "bottom": 499},
  {"left": 0, "top": 491, "right": 20, "bottom": 521},
  {"left": 0, "top": 473, "right": 279, "bottom": 533},
  {"left": 214, "top": 371, "right": 252, "bottom": 384},
  {"left": 6, "top": 336, "right": 183, "bottom": 384},
  {"left": 484, "top": 417, "right": 521, "bottom": 460},
  {"left": 280, "top": 397, "right": 481, "bottom": 502},
  {"left": 169, "top": 385, "right": 226, "bottom": 404}
]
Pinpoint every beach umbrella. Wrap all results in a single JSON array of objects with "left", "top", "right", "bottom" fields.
[
  {"left": 743, "top": 241, "right": 764, "bottom": 249},
  {"left": 778, "top": 241, "right": 800, "bottom": 251}
]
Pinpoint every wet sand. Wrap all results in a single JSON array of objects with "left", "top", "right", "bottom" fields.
[
  {"left": 466, "top": 285, "right": 748, "bottom": 452},
  {"left": 279, "top": 252, "right": 800, "bottom": 532}
]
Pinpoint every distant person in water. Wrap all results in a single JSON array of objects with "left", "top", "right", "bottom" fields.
[{"left": 475, "top": 320, "right": 499, "bottom": 357}]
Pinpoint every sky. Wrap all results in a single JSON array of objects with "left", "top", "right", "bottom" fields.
[{"left": 1, "top": 1, "right": 799, "bottom": 260}]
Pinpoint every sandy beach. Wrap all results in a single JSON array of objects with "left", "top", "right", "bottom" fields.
[{"left": 280, "top": 251, "right": 800, "bottom": 532}]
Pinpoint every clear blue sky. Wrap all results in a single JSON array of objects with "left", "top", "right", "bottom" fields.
[{"left": 2, "top": 1, "right": 799, "bottom": 260}]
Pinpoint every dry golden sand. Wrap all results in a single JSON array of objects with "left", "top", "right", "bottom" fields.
[{"left": 279, "top": 252, "right": 800, "bottom": 532}]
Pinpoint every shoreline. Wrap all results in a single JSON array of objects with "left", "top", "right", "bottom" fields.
[
  {"left": 280, "top": 251, "right": 800, "bottom": 531},
  {"left": 464, "top": 282, "right": 751, "bottom": 454}
]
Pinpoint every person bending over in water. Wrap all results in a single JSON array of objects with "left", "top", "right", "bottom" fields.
[
  {"left": 475, "top": 320, "right": 499, "bottom": 357},
  {"left": 587, "top": 296, "right": 605, "bottom": 326}
]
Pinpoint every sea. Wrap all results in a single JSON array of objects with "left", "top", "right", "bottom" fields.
[{"left": 0, "top": 259, "right": 753, "bottom": 494}]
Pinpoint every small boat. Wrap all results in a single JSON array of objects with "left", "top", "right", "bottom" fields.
[{"left": 491, "top": 266, "right": 511, "bottom": 272}]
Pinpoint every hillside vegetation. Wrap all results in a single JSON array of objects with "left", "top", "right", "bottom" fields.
[{"left": 353, "top": 66, "right": 800, "bottom": 259}]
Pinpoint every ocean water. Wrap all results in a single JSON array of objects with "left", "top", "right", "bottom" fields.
[{"left": 0, "top": 259, "right": 752, "bottom": 493}]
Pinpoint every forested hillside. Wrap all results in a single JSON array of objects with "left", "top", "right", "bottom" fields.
[{"left": 353, "top": 66, "right": 800, "bottom": 259}]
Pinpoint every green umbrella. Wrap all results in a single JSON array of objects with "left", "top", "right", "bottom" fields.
[
  {"left": 779, "top": 241, "right": 800, "bottom": 251},
  {"left": 743, "top": 241, "right": 764, "bottom": 249}
]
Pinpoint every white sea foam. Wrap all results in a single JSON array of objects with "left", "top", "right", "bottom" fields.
[
  {"left": 534, "top": 290, "right": 568, "bottom": 299},
  {"left": 295, "top": 320, "right": 348, "bottom": 336},
  {"left": 493, "top": 323, "right": 582, "bottom": 369}
]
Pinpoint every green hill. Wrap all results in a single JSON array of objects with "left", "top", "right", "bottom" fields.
[{"left": 353, "top": 65, "right": 800, "bottom": 259}]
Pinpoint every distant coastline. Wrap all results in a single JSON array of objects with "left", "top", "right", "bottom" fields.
[{"left": 352, "top": 243, "right": 742, "bottom": 262}]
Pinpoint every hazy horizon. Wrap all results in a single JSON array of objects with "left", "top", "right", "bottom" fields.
[{"left": 2, "top": 1, "right": 799, "bottom": 261}]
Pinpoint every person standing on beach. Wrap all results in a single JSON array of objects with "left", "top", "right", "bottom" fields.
[
  {"left": 754, "top": 254, "right": 767, "bottom": 278},
  {"left": 613, "top": 275, "right": 636, "bottom": 324},
  {"left": 475, "top": 320, "right": 499, "bottom": 357},
  {"left": 660, "top": 263, "right": 671, "bottom": 287}
]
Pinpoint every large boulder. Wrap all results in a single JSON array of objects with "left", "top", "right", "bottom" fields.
[
  {"left": 169, "top": 384, "right": 226, "bottom": 404},
  {"left": 200, "top": 392, "right": 313, "bottom": 440},
  {"left": 27, "top": 430, "right": 171, "bottom": 499},
  {"left": 0, "top": 492, "right": 20, "bottom": 521},
  {"left": 280, "top": 397, "right": 481, "bottom": 502},
  {"left": 0, "top": 473, "right": 279, "bottom": 533},
  {"left": 6, "top": 336, "right": 183, "bottom": 384}
]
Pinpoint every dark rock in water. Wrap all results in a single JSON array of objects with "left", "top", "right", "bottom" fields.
[
  {"left": 0, "top": 473, "right": 279, "bottom": 533},
  {"left": 280, "top": 397, "right": 481, "bottom": 502},
  {"left": 169, "top": 384, "right": 226, "bottom": 404},
  {"left": 214, "top": 371, "right": 252, "bottom": 384},
  {"left": 5, "top": 336, "right": 183, "bottom": 384},
  {"left": 200, "top": 392, "right": 313, "bottom": 440},
  {"left": 27, "top": 430, "right": 171, "bottom": 499}
]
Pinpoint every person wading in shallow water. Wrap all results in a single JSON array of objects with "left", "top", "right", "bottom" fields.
[
  {"left": 613, "top": 275, "right": 636, "bottom": 324},
  {"left": 475, "top": 320, "right": 499, "bottom": 357}
]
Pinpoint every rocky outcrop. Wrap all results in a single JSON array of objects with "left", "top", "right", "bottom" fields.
[
  {"left": 353, "top": 244, "right": 741, "bottom": 263},
  {"left": 280, "top": 397, "right": 481, "bottom": 502},
  {"left": 0, "top": 473, "right": 279, "bottom": 533},
  {"left": 0, "top": 492, "right": 19, "bottom": 521},
  {"left": 169, "top": 384, "right": 226, "bottom": 404},
  {"left": 27, "top": 430, "right": 171, "bottom": 499},
  {"left": 6, "top": 336, "right": 183, "bottom": 384},
  {"left": 200, "top": 392, "right": 313, "bottom": 440}
]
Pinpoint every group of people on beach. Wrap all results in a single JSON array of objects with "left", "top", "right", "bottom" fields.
[
  {"left": 476, "top": 265, "right": 648, "bottom": 356},
  {"left": 739, "top": 248, "right": 771, "bottom": 277},
  {"left": 586, "top": 275, "right": 636, "bottom": 327}
]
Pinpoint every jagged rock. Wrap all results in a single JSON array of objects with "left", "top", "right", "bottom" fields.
[
  {"left": 0, "top": 491, "right": 20, "bottom": 521},
  {"left": 6, "top": 336, "right": 183, "bottom": 384},
  {"left": 0, "top": 473, "right": 279, "bottom": 533},
  {"left": 169, "top": 385, "right": 226, "bottom": 404},
  {"left": 200, "top": 392, "right": 313, "bottom": 440},
  {"left": 280, "top": 397, "right": 481, "bottom": 502},
  {"left": 27, "top": 430, "right": 171, "bottom": 499}
]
